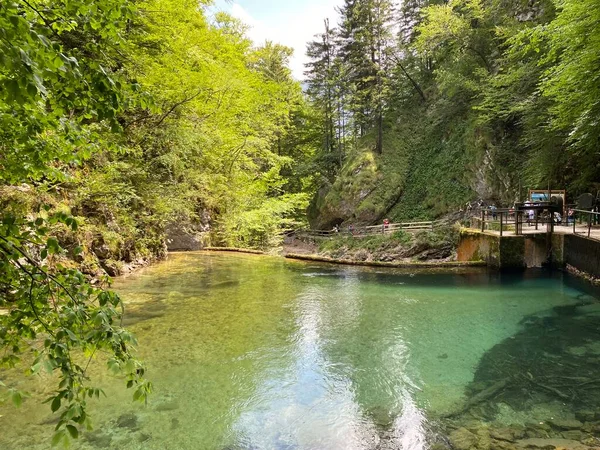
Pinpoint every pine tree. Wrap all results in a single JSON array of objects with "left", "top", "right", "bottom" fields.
[
  {"left": 336, "top": 0, "right": 395, "bottom": 153},
  {"left": 305, "top": 19, "right": 337, "bottom": 158}
]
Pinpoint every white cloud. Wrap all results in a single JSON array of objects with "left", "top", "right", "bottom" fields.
[{"left": 221, "top": 2, "right": 340, "bottom": 80}]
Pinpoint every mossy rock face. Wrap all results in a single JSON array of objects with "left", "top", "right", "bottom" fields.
[{"left": 308, "top": 150, "right": 385, "bottom": 229}]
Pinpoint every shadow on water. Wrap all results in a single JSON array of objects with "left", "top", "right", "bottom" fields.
[
  {"left": 434, "top": 283, "right": 600, "bottom": 447},
  {"left": 290, "top": 263, "right": 594, "bottom": 291}
]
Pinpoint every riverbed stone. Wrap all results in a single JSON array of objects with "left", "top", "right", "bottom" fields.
[
  {"left": 449, "top": 427, "right": 478, "bottom": 450},
  {"left": 524, "top": 423, "right": 552, "bottom": 439},
  {"left": 489, "top": 440, "right": 517, "bottom": 450},
  {"left": 116, "top": 412, "right": 138, "bottom": 430},
  {"left": 155, "top": 399, "right": 180, "bottom": 411},
  {"left": 547, "top": 418, "right": 583, "bottom": 430},
  {"left": 574, "top": 410, "right": 596, "bottom": 422},
  {"left": 84, "top": 430, "right": 113, "bottom": 448},
  {"left": 491, "top": 427, "right": 525, "bottom": 442},
  {"left": 430, "top": 443, "right": 449, "bottom": 450},
  {"left": 560, "top": 430, "right": 582, "bottom": 441},
  {"left": 515, "top": 438, "right": 586, "bottom": 449},
  {"left": 475, "top": 428, "right": 492, "bottom": 450}
]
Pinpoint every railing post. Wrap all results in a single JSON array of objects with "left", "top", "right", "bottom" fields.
[
  {"left": 515, "top": 210, "right": 519, "bottom": 236},
  {"left": 500, "top": 212, "right": 503, "bottom": 237},
  {"left": 573, "top": 212, "right": 576, "bottom": 235},
  {"left": 588, "top": 211, "right": 592, "bottom": 238},
  {"left": 481, "top": 210, "right": 485, "bottom": 232}
]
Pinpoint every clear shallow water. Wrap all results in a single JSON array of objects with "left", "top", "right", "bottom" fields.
[{"left": 1, "top": 252, "right": 599, "bottom": 449}]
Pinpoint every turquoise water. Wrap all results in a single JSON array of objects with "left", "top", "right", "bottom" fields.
[{"left": 1, "top": 252, "right": 599, "bottom": 449}]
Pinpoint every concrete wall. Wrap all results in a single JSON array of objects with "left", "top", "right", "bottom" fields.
[
  {"left": 458, "top": 231, "right": 526, "bottom": 269},
  {"left": 457, "top": 231, "right": 500, "bottom": 267},
  {"left": 458, "top": 231, "right": 558, "bottom": 270},
  {"left": 564, "top": 234, "right": 600, "bottom": 278},
  {"left": 459, "top": 230, "right": 599, "bottom": 277}
]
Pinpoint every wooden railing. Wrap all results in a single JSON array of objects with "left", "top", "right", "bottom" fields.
[{"left": 293, "top": 219, "right": 447, "bottom": 239}]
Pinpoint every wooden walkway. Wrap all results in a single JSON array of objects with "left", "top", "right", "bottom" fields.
[
  {"left": 479, "top": 223, "right": 600, "bottom": 241},
  {"left": 470, "top": 207, "right": 600, "bottom": 242}
]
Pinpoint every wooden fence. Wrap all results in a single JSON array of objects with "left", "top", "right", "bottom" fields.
[{"left": 292, "top": 219, "right": 447, "bottom": 240}]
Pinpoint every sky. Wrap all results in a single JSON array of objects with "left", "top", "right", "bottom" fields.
[{"left": 211, "top": 0, "right": 341, "bottom": 80}]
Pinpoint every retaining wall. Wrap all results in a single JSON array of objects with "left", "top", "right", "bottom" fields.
[
  {"left": 564, "top": 234, "right": 600, "bottom": 278},
  {"left": 458, "top": 230, "right": 565, "bottom": 270}
]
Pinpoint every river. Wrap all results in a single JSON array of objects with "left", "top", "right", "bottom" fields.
[{"left": 1, "top": 251, "right": 599, "bottom": 449}]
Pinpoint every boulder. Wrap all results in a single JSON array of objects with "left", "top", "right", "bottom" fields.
[
  {"left": 491, "top": 427, "right": 525, "bottom": 442},
  {"left": 165, "top": 223, "right": 206, "bottom": 251}
]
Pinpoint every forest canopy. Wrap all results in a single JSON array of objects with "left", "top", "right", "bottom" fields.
[{"left": 305, "top": 0, "right": 600, "bottom": 226}]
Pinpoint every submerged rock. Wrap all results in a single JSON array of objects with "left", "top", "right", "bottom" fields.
[
  {"left": 116, "top": 412, "right": 138, "bottom": 430},
  {"left": 574, "top": 410, "right": 596, "bottom": 422},
  {"left": 449, "top": 427, "right": 478, "bottom": 450},
  {"left": 516, "top": 438, "right": 587, "bottom": 449},
  {"left": 84, "top": 430, "right": 113, "bottom": 448},
  {"left": 490, "top": 427, "right": 525, "bottom": 442},
  {"left": 560, "top": 430, "right": 583, "bottom": 441},
  {"left": 155, "top": 399, "right": 180, "bottom": 411},
  {"left": 547, "top": 418, "right": 583, "bottom": 430}
]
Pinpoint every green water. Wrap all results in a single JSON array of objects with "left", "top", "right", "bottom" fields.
[{"left": 1, "top": 252, "right": 599, "bottom": 449}]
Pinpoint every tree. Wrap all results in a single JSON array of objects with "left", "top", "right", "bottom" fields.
[
  {"left": 336, "top": 0, "right": 395, "bottom": 153},
  {"left": 0, "top": 0, "right": 151, "bottom": 445},
  {"left": 306, "top": 19, "right": 338, "bottom": 161}
]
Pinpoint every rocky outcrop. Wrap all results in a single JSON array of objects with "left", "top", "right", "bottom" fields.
[
  {"left": 166, "top": 211, "right": 211, "bottom": 251},
  {"left": 165, "top": 223, "right": 208, "bottom": 251}
]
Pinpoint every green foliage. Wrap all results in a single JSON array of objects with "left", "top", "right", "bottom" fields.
[
  {"left": 0, "top": 0, "right": 319, "bottom": 442},
  {"left": 308, "top": 0, "right": 599, "bottom": 227},
  {"left": 218, "top": 194, "right": 309, "bottom": 250},
  {"left": 0, "top": 0, "right": 136, "bottom": 183},
  {"left": 414, "top": 224, "right": 461, "bottom": 249},
  {"left": 319, "top": 231, "right": 411, "bottom": 254},
  {"left": 0, "top": 212, "right": 151, "bottom": 445}
]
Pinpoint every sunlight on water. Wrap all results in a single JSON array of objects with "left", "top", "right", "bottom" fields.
[{"left": 0, "top": 252, "right": 598, "bottom": 449}]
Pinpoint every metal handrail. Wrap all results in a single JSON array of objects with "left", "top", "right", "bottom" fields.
[{"left": 473, "top": 206, "right": 599, "bottom": 239}]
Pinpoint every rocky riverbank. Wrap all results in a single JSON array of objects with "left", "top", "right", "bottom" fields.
[{"left": 283, "top": 225, "right": 462, "bottom": 264}]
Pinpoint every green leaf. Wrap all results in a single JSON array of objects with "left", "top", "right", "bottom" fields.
[
  {"left": 51, "top": 430, "right": 65, "bottom": 447},
  {"left": 66, "top": 425, "right": 78, "bottom": 439},
  {"left": 51, "top": 396, "right": 61, "bottom": 412},
  {"left": 11, "top": 391, "right": 22, "bottom": 408}
]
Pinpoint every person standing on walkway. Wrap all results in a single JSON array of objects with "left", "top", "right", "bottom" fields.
[{"left": 382, "top": 218, "right": 390, "bottom": 233}]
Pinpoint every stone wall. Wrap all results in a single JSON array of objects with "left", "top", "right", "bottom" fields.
[{"left": 564, "top": 234, "right": 600, "bottom": 278}]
